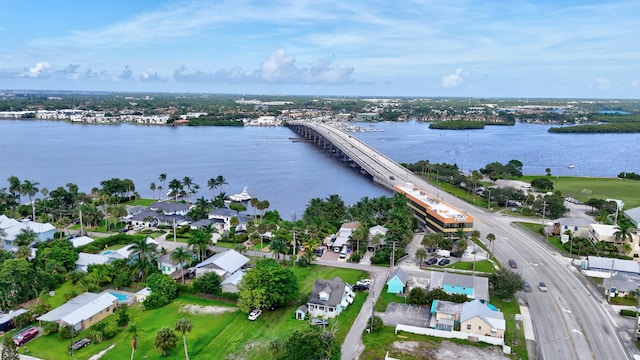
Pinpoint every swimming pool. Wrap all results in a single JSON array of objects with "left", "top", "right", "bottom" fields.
[
  {"left": 102, "top": 250, "right": 114, "bottom": 255},
  {"left": 109, "top": 292, "right": 129, "bottom": 302}
]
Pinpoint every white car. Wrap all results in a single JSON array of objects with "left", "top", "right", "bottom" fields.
[
  {"left": 356, "top": 279, "right": 372, "bottom": 286},
  {"left": 248, "top": 309, "right": 262, "bottom": 321},
  {"left": 538, "top": 282, "right": 548, "bottom": 292}
]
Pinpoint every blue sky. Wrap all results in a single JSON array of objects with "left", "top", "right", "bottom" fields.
[{"left": 1, "top": 0, "right": 639, "bottom": 98}]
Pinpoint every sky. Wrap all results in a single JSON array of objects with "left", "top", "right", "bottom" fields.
[{"left": 1, "top": 0, "right": 639, "bottom": 98}]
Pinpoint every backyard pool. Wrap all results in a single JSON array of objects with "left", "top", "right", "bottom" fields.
[
  {"left": 108, "top": 291, "right": 134, "bottom": 304},
  {"left": 101, "top": 250, "right": 114, "bottom": 255}
]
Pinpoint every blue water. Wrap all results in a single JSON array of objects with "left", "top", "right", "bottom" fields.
[
  {"left": 102, "top": 250, "right": 114, "bottom": 255},
  {"left": 109, "top": 292, "right": 129, "bottom": 301},
  {"left": 487, "top": 304, "right": 499, "bottom": 311},
  {"left": 598, "top": 110, "right": 630, "bottom": 115},
  {"left": 0, "top": 119, "right": 638, "bottom": 218}
]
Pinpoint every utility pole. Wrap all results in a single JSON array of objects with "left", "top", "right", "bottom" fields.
[
  {"left": 542, "top": 201, "right": 548, "bottom": 243},
  {"left": 78, "top": 204, "right": 84, "bottom": 236},
  {"left": 487, "top": 191, "right": 491, "bottom": 210},
  {"left": 390, "top": 242, "right": 396, "bottom": 269},
  {"left": 292, "top": 231, "right": 296, "bottom": 256},
  {"left": 173, "top": 218, "right": 176, "bottom": 244}
]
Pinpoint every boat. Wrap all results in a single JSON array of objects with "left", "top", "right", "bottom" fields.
[
  {"left": 568, "top": 164, "right": 575, "bottom": 169},
  {"left": 229, "top": 187, "right": 252, "bottom": 202}
]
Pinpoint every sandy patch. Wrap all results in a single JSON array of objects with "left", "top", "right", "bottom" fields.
[
  {"left": 179, "top": 304, "right": 237, "bottom": 315},
  {"left": 389, "top": 340, "right": 509, "bottom": 360},
  {"left": 87, "top": 344, "right": 115, "bottom": 360}
]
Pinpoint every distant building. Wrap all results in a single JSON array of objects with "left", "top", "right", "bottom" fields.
[{"left": 0, "top": 215, "right": 55, "bottom": 250}]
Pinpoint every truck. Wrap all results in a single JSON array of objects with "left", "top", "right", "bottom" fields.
[{"left": 436, "top": 249, "right": 450, "bottom": 258}]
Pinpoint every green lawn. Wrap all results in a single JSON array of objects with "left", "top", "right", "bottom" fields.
[
  {"left": 374, "top": 291, "right": 406, "bottom": 312},
  {"left": 490, "top": 296, "right": 527, "bottom": 360},
  {"left": 24, "top": 265, "right": 367, "bottom": 360},
  {"left": 123, "top": 198, "right": 155, "bottom": 207},
  {"left": 445, "top": 260, "right": 495, "bottom": 273},
  {"left": 520, "top": 175, "right": 640, "bottom": 209}
]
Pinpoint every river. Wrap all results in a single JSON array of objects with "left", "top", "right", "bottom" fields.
[{"left": 1, "top": 120, "right": 637, "bottom": 219}]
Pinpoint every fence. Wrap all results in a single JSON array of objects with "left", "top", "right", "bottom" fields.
[
  {"left": 195, "top": 293, "right": 238, "bottom": 304},
  {"left": 395, "top": 324, "right": 504, "bottom": 346}
]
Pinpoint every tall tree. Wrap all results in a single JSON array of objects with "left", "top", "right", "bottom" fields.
[
  {"left": 159, "top": 173, "right": 167, "bottom": 199},
  {"left": 14, "top": 228, "right": 37, "bottom": 247},
  {"left": 1, "top": 335, "right": 20, "bottom": 360},
  {"left": 207, "top": 178, "right": 217, "bottom": 199},
  {"left": 168, "top": 179, "right": 183, "bottom": 201},
  {"left": 175, "top": 318, "right": 193, "bottom": 360},
  {"left": 7, "top": 175, "right": 21, "bottom": 205},
  {"left": 170, "top": 247, "right": 192, "bottom": 283},
  {"left": 415, "top": 247, "right": 427, "bottom": 266},
  {"left": 150, "top": 182, "right": 157, "bottom": 200},
  {"left": 188, "top": 229, "right": 211, "bottom": 261},
  {"left": 182, "top": 177, "right": 194, "bottom": 202},
  {"left": 20, "top": 179, "right": 39, "bottom": 220},
  {"left": 269, "top": 238, "right": 288, "bottom": 260},
  {"left": 129, "top": 237, "right": 158, "bottom": 283},
  {"left": 155, "top": 327, "right": 178, "bottom": 358},
  {"left": 486, "top": 233, "right": 496, "bottom": 252}
]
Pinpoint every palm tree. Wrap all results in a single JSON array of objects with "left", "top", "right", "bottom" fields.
[
  {"left": 188, "top": 229, "right": 211, "bottom": 261},
  {"left": 155, "top": 327, "right": 177, "bottom": 358},
  {"left": 129, "top": 237, "right": 158, "bottom": 283},
  {"left": 614, "top": 224, "right": 633, "bottom": 244},
  {"left": 269, "top": 238, "right": 288, "bottom": 260},
  {"left": 168, "top": 179, "right": 183, "bottom": 201},
  {"left": 150, "top": 182, "right": 157, "bottom": 200},
  {"left": 415, "top": 247, "right": 428, "bottom": 266},
  {"left": 215, "top": 175, "right": 227, "bottom": 193},
  {"left": 486, "top": 233, "right": 496, "bottom": 252},
  {"left": 182, "top": 177, "right": 194, "bottom": 202},
  {"left": 170, "top": 247, "right": 192, "bottom": 283},
  {"left": 207, "top": 178, "right": 217, "bottom": 199},
  {"left": 20, "top": 179, "right": 39, "bottom": 220},
  {"left": 159, "top": 173, "right": 167, "bottom": 199},
  {"left": 14, "top": 228, "right": 36, "bottom": 248},
  {"left": 175, "top": 318, "right": 193, "bottom": 360},
  {"left": 8, "top": 175, "right": 21, "bottom": 205}
]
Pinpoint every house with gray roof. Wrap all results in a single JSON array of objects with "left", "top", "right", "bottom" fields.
[
  {"left": 307, "top": 276, "right": 355, "bottom": 319},
  {"left": 37, "top": 292, "right": 118, "bottom": 331},
  {"left": 130, "top": 209, "right": 186, "bottom": 228},
  {"left": 208, "top": 208, "right": 251, "bottom": 232},
  {"left": 604, "top": 272, "right": 640, "bottom": 298},
  {"left": 387, "top": 267, "right": 408, "bottom": 294},
  {"left": 587, "top": 256, "right": 640, "bottom": 276},
  {"left": 149, "top": 201, "right": 191, "bottom": 215},
  {"left": 552, "top": 217, "right": 593, "bottom": 238},
  {"left": 460, "top": 299, "right": 505, "bottom": 338},
  {"left": 429, "top": 272, "right": 489, "bottom": 302},
  {"left": 624, "top": 206, "right": 640, "bottom": 228},
  {"left": 158, "top": 253, "right": 189, "bottom": 275},
  {"left": 75, "top": 253, "right": 112, "bottom": 272},
  {"left": 194, "top": 249, "right": 249, "bottom": 280},
  {"left": 430, "top": 299, "right": 462, "bottom": 331}
]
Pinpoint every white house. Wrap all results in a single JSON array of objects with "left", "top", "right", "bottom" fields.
[
  {"left": 306, "top": 277, "right": 355, "bottom": 319},
  {"left": 75, "top": 253, "right": 111, "bottom": 272},
  {"left": 460, "top": 299, "right": 505, "bottom": 339},
  {"left": 194, "top": 249, "right": 249, "bottom": 279},
  {"left": 37, "top": 292, "right": 118, "bottom": 331},
  {"left": 0, "top": 215, "right": 55, "bottom": 250},
  {"left": 157, "top": 253, "right": 187, "bottom": 275}
]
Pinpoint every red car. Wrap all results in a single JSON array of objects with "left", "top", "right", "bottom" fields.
[{"left": 13, "top": 327, "right": 39, "bottom": 346}]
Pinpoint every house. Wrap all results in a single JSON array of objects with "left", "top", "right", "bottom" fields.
[
  {"left": 157, "top": 253, "right": 187, "bottom": 275},
  {"left": 130, "top": 209, "right": 186, "bottom": 228},
  {"left": 37, "top": 292, "right": 118, "bottom": 331},
  {"left": 552, "top": 217, "right": 592, "bottom": 238},
  {"left": 221, "top": 270, "right": 246, "bottom": 293},
  {"left": 430, "top": 299, "right": 462, "bottom": 331},
  {"left": 624, "top": 206, "right": 640, "bottom": 228},
  {"left": 387, "top": 267, "right": 408, "bottom": 294},
  {"left": 135, "top": 287, "right": 152, "bottom": 303},
  {"left": 208, "top": 208, "right": 251, "bottom": 232},
  {"left": 0, "top": 215, "right": 55, "bottom": 250},
  {"left": 75, "top": 253, "right": 111, "bottom": 272},
  {"left": 604, "top": 272, "right": 640, "bottom": 298},
  {"left": 194, "top": 249, "right": 249, "bottom": 280},
  {"left": 368, "top": 225, "right": 388, "bottom": 251},
  {"left": 149, "top": 201, "right": 191, "bottom": 216},
  {"left": 460, "top": 299, "right": 505, "bottom": 338},
  {"left": 587, "top": 224, "right": 639, "bottom": 256},
  {"left": 295, "top": 305, "right": 308, "bottom": 320},
  {"left": 70, "top": 236, "right": 95, "bottom": 248},
  {"left": 190, "top": 218, "right": 225, "bottom": 232},
  {"left": 429, "top": 272, "right": 489, "bottom": 302},
  {"left": 306, "top": 276, "right": 355, "bottom": 319},
  {"left": 331, "top": 222, "right": 359, "bottom": 252},
  {"left": 586, "top": 256, "right": 640, "bottom": 276}
]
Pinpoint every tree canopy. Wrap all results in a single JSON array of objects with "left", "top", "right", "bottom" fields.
[{"left": 237, "top": 259, "right": 298, "bottom": 312}]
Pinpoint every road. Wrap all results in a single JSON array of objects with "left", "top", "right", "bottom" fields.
[{"left": 294, "top": 121, "right": 634, "bottom": 360}]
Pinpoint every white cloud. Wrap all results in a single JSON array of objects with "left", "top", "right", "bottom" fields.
[
  {"left": 28, "top": 61, "right": 51, "bottom": 78},
  {"left": 140, "top": 69, "right": 162, "bottom": 81},
  {"left": 441, "top": 68, "right": 465, "bottom": 88},
  {"left": 595, "top": 77, "right": 610, "bottom": 89}
]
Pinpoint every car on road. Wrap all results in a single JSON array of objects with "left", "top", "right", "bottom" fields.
[
  {"left": 508, "top": 259, "right": 517, "bottom": 268},
  {"left": 523, "top": 281, "right": 532, "bottom": 292},
  {"left": 118, "top": 228, "right": 129, "bottom": 233},
  {"left": 356, "top": 279, "right": 372, "bottom": 286},
  {"left": 438, "top": 258, "right": 451, "bottom": 266},
  {"left": 389, "top": 175, "right": 395, "bottom": 180},
  {"left": 309, "top": 318, "right": 329, "bottom": 327},
  {"left": 314, "top": 248, "right": 324, "bottom": 257},
  {"left": 248, "top": 309, "right": 262, "bottom": 320},
  {"left": 425, "top": 258, "right": 438, "bottom": 266},
  {"left": 538, "top": 282, "right": 548, "bottom": 292},
  {"left": 352, "top": 284, "right": 369, "bottom": 291}
]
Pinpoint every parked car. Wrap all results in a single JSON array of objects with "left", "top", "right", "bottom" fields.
[
  {"left": 508, "top": 259, "right": 517, "bottom": 268},
  {"left": 523, "top": 281, "right": 532, "bottom": 292},
  {"left": 118, "top": 228, "right": 129, "bottom": 233},
  {"left": 248, "top": 309, "right": 262, "bottom": 320},
  {"left": 356, "top": 279, "right": 372, "bottom": 286},
  {"left": 438, "top": 258, "right": 451, "bottom": 266},
  {"left": 352, "top": 284, "right": 369, "bottom": 291},
  {"left": 389, "top": 175, "right": 395, "bottom": 180},
  {"left": 309, "top": 318, "right": 329, "bottom": 327},
  {"left": 538, "top": 282, "right": 548, "bottom": 292},
  {"left": 314, "top": 248, "right": 324, "bottom": 257},
  {"left": 13, "top": 327, "right": 39, "bottom": 346},
  {"left": 425, "top": 258, "right": 438, "bottom": 266}
]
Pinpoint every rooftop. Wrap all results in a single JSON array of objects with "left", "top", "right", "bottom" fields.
[{"left": 394, "top": 183, "right": 473, "bottom": 223}]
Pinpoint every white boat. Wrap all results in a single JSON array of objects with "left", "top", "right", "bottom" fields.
[
  {"left": 568, "top": 164, "right": 575, "bottom": 169},
  {"left": 229, "top": 187, "right": 252, "bottom": 202}
]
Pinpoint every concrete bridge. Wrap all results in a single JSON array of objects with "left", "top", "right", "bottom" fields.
[{"left": 287, "top": 121, "right": 411, "bottom": 190}]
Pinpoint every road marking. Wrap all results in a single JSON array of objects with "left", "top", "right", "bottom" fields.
[{"left": 571, "top": 329, "right": 583, "bottom": 336}]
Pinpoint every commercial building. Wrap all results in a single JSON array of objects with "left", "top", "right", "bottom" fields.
[{"left": 393, "top": 183, "right": 474, "bottom": 235}]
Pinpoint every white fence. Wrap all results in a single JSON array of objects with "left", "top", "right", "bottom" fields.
[{"left": 395, "top": 324, "right": 505, "bottom": 346}]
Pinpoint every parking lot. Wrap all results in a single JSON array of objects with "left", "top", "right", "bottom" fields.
[{"left": 381, "top": 302, "right": 431, "bottom": 328}]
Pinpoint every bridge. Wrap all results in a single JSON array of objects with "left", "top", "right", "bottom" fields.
[{"left": 287, "top": 121, "right": 474, "bottom": 235}]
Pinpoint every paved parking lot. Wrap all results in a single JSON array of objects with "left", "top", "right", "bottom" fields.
[{"left": 381, "top": 302, "right": 431, "bottom": 327}]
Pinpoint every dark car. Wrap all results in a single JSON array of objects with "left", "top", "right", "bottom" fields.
[
  {"left": 118, "top": 228, "right": 129, "bottom": 233},
  {"left": 523, "top": 281, "right": 532, "bottom": 292},
  {"left": 309, "top": 318, "right": 329, "bottom": 327},
  {"left": 352, "top": 284, "right": 369, "bottom": 291},
  {"left": 389, "top": 175, "right": 395, "bottom": 180},
  {"left": 438, "top": 258, "right": 451, "bottom": 266},
  {"left": 508, "top": 259, "right": 517, "bottom": 268},
  {"left": 425, "top": 258, "right": 438, "bottom": 266},
  {"left": 314, "top": 248, "right": 324, "bottom": 257}
]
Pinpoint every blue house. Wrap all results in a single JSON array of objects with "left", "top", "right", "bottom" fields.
[{"left": 386, "top": 267, "right": 408, "bottom": 294}]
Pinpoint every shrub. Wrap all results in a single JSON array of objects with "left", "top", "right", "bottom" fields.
[
  {"left": 620, "top": 309, "right": 637, "bottom": 317},
  {"left": 349, "top": 253, "right": 362, "bottom": 262},
  {"left": 369, "top": 316, "right": 384, "bottom": 332},
  {"left": 43, "top": 321, "right": 59, "bottom": 335},
  {"left": 116, "top": 306, "right": 130, "bottom": 327},
  {"left": 192, "top": 272, "right": 222, "bottom": 295}
]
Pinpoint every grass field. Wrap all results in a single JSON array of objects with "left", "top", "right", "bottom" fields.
[
  {"left": 445, "top": 260, "right": 496, "bottom": 273},
  {"left": 520, "top": 175, "right": 640, "bottom": 209},
  {"left": 24, "top": 265, "right": 367, "bottom": 360},
  {"left": 491, "top": 296, "right": 527, "bottom": 360}
]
